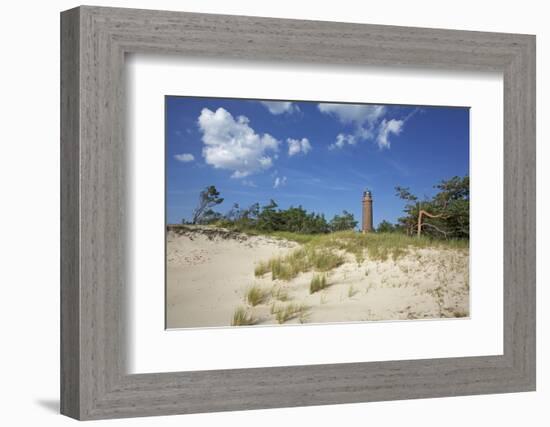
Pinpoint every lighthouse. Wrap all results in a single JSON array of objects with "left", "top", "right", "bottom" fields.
[{"left": 362, "top": 190, "right": 373, "bottom": 233}]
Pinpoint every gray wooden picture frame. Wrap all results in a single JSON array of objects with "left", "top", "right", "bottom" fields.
[{"left": 60, "top": 5, "right": 536, "bottom": 421}]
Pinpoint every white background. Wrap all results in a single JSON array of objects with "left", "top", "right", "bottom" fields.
[
  {"left": 129, "top": 57, "right": 503, "bottom": 373},
  {"left": 0, "top": 0, "right": 547, "bottom": 426}
]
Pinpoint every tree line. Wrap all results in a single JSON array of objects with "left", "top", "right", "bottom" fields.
[
  {"left": 185, "top": 175, "right": 469, "bottom": 239},
  {"left": 185, "top": 185, "right": 357, "bottom": 233}
]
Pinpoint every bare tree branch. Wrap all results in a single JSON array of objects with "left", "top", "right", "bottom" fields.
[
  {"left": 417, "top": 209, "right": 448, "bottom": 237},
  {"left": 421, "top": 222, "right": 449, "bottom": 237}
]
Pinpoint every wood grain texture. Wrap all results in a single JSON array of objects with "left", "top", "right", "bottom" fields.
[
  {"left": 60, "top": 5, "right": 536, "bottom": 420},
  {"left": 60, "top": 7, "right": 80, "bottom": 419}
]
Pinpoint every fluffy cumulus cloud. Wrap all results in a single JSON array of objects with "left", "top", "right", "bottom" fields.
[
  {"left": 197, "top": 107, "right": 280, "bottom": 178},
  {"left": 174, "top": 153, "right": 195, "bottom": 162},
  {"left": 329, "top": 133, "right": 356, "bottom": 150},
  {"left": 319, "top": 103, "right": 413, "bottom": 150},
  {"left": 376, "top": 119, "right": 404, "bottom": 149},
  {"left": 287, "top": 137, "right": 312, "bottom": 156},
  {"left": 260, "top": 101, "right": 299, "bottom": 115},
  {"left": 273, "top": 176, "right": 287, "bottom": 189}
]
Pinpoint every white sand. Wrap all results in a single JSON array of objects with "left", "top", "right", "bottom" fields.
[
  {"left": 166, "top": 227, "right": 298, "bottom": 328},
  {"left": 166, "top": 227, "right": 469, "bottom": 329}
]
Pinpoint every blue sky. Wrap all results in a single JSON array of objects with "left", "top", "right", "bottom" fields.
[{"left": 166, "top": 96, "right": 469, "bottom": 227}]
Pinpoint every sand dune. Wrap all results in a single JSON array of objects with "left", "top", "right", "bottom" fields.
[
  {"left": 166, "top": 226, "right": 469, "bottom": 329},
  {"left": 166, "top": 227, "right": 298, "bottom": 328}
]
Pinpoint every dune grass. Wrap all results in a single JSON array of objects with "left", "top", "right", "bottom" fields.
[
  {"left": 254, "top": 261, "right": 271, "bottom": 277},
  {"left": 255, "top": 246, "right": 344, "bottom": 281},
  {"left": 195, "top": 223, "right": 468, "bottom": 256},
  {"left": 271, "top": 302, "right": 309, "bottom": 324},
  {"left": 309, "top": 274, "right": 328, "bottom": 294},
  {"left": 271, "top": 286, "right": 290, "bottom": 302},
  {"left": 245, "top": 285, "right": 268, "bottom": 306},
  {"left": 231, "top": 306, "right": 256, "bottom": 326},
  {"left": 270, "top": 231, "right": 468, "bottom": 262},
  {"left": 253, "top": 231, "right": 467, "bottom": 280}
]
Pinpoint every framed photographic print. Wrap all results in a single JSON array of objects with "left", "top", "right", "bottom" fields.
[
  {"left": 164, "top": 96, "right": 471, "bottom": 329},
  {"left": 61, "top": 5, "right": 536, "bottom": 420}
]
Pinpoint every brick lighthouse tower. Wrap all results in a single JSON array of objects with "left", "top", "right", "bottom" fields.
[{"left": 362, "top": 190, "right": 373, "bottom": 233}]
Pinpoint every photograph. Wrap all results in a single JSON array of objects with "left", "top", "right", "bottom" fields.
[
  {"left": 165, "top": 96, "right": 470, "bottom": 329},
  {"left": 52, "top": 3, "right": 537, "bottom": 421}
]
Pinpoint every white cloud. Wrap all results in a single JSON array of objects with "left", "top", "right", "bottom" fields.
[
  {"left": 318, "top": 104, "right": 386, "bottom": 125},
  {"left": 197, "top": 107, "right": 280, "bottom": 178},
  {"left": 319, "top": 103, "right": 414, "bottom": 150},
  {"left": 287, "top": 137, "right": 312, "bottom": 156},
  {"left": 260, "top": 101, "right": 299, "bottom": 115},
  {"left": 329, "top": 133, "right": 356, "bottom": 150},
  {"left": 273, "top": 176, "right": 287, "bottom": 189},
  {"left": 174, "top": 153, "right": 195, "bottom": 162},
  {"left": 258, "top": 157, "right": 273, "bottom": 168},
  {"left": 376, "top": 119, "right": 404, "bottom": 149}
]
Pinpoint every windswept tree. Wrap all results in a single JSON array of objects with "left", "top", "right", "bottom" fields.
[
  {"left": 329, "top": 210, "right": 358, "bottom": 232},
  {"left": 395, "top": 176, "right": 469, "bottom": 239},
  {"left": 225, "top": 203, "right": 241, "bottom": 222},
  {"left": 191, "top": 185, "right": 224, "bottom": 224}
]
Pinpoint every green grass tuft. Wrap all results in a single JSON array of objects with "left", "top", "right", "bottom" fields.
[
  {"left": 254, "top": 261, "right": 270, "bottom": 277},
  {"left": 259, "top": 247, "right": 344, "bottom": 282},
  {"left": 245, "top": 285, "right": 268, "bottom": 306},
  {"left": 231, "top": 306, "right": 256, "bottom": 326},
  {"left": 309, "top": 274, "right": 328, "bottom": 294},
  {"left": 308, "top": 248, "right": 344, "bottom": 271},
  {"left": 272, "top": 303, "right": 309, "bottom": 324}
]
